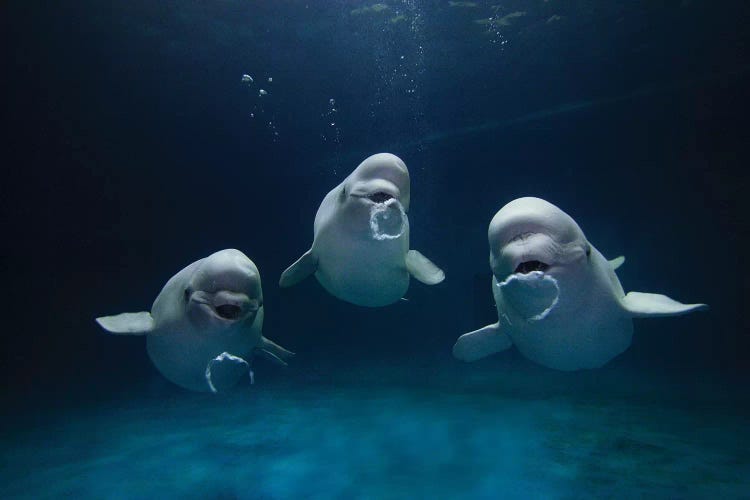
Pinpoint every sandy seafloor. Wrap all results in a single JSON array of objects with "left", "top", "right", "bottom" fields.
[{"left": 2, "top": 360, "right": 748, "bottom": 499}]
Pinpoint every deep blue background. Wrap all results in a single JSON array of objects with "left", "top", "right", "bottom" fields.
[{"left": 2, "top": 0, "right": 748, "bottom": 402}]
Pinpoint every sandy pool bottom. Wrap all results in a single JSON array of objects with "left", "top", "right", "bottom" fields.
[{"left": 2, "top": 363, "right": 748, "bottom": 499}]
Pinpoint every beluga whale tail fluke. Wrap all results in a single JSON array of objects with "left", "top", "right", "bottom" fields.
[
  {"left": 453, "top": 197, "right": 707, "bottom": 370},
  {"left": 96, "top": 249, "right": 294, "bottom": 392},
  {"left": 279, "top": 153, "right": 445, "bottom": 307}
]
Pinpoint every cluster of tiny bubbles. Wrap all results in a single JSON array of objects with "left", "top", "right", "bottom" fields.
[
  {"left": 396, "top": 0, "right": 427, "bottom": 153},
  {"left": 366, "top": 1, "right": 427, "bottom": 153},
  {"left": 486, "top": 7, "right": 510, "bottom": 50},
  {"left": 321, "top": 97, "right": 342, "bottom": 174},
  {"left": 241, "top": 73, "right": 279, "bottom": 142},
  {"left": 370, "top": 198, "right": 407, "bottom": 241}
]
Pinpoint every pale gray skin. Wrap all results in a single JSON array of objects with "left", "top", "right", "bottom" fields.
[
  {"left": 280, "top": 153, "right": 444, "bottom": 307},
  {"left": 96, "top": 249, "right": 293, "bottom": 392},
  {"left": 453, "top": 197, "right": 708, "bottom": 371}
]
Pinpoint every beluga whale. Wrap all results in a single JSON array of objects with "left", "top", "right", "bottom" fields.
[
  {"left": 96, "top": 249, "right": 294, "bottom": 392},
  {"left": 453, "top": 197, "right": 707, "bottom": 370},
  {"left": 279, "top": 153, "right": 445, "bottom": 307}
]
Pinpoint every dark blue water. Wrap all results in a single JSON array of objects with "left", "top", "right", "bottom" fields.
[{"left": 2, "top": 1, "right": 749, "bottom": 498}]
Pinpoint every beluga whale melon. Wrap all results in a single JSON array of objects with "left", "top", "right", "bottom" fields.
[
  {"left": 279, "top": 152, "right": 445, "bottom": 307},
  {"left": 96, "top": 249, "right": 293, "bottom": 392},
  {"left": 453, "top": 197, "right": 707, "bottom": 371}
]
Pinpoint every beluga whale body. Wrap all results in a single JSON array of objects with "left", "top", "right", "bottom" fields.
[
  {"left": 453, "top": 197, "right": 707, "bottom": 370},
  {"left": 279, "top": 153, "right": 445, "bottom": 307},
  {"left": 96, "top": 249, "right": 293, "bottom": 392}
]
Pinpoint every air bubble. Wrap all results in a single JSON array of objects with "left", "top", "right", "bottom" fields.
[
  {"left": 370, "top": 199, "right": 407, "bottom": 241},
  {"left": 497, "top": 271, "right": 560, "bottom": 321}
]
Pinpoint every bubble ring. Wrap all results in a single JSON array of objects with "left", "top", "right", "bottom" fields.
[
  {"left": 497, "top": 271, "right": 560, "bottom": 322},
  {"left": 370, "top": 199, "right": 407, "bottom": 241}
]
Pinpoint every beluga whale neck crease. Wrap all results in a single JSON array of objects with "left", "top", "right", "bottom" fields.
[
  {"left": 453, "top": 197, "right": 708, "bottom": 371},
  {"left": 279, "top": 152, "right": 445, "bottom": 307},
  {"left": 96, "top": 249, "right": 294, "bottom": 392}
]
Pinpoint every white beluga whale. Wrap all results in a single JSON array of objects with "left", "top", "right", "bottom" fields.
[
  {"left": 280, "top": 153, "right": 444, "bottom": 307},
  {"left": 453, "top": 197, "right": 708, "bottom": 370},
  {"left": 96, "top": 249, "right": 293, "bottom": 392}
]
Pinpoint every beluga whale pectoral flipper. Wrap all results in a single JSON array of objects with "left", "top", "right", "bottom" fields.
[
  {"left": 96, "top": 249, "right": 294, "bottom": 392},
  {"left": 279, "top": 153, "right": 445, "bottom": 307},
  {"left": 453, "top": 197, "right": 708, "bottom": 370}
]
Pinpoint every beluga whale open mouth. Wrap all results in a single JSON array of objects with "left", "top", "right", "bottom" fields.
[
  {"left": 514, "top": 260, "right": 550, "bottom": 274},
  {"left": 367, "top": 192, "right": 394, "bottom": 203},
  {"left": 188, "top": 288, "right": 260, "bottom": 324},
  {"left": 215, "top": 303, "right": 243, "bottom": 320}
]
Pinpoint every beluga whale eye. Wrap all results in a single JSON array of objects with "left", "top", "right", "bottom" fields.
[
  {"left": 215, "top": 304, "right": 242, "bottom": 320},
  {"left": 514, "top": 260, "right": 550, "bottom": 274},
  {"left": 368, "top": 192, "right": 393, "bottom": 203}
]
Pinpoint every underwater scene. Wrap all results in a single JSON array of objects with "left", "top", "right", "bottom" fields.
[{"left": 2, "top": 1, "right": 749, "bottom": 498}]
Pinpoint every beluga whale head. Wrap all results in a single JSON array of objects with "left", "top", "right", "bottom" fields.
[
  {"left": 488, "top": 197, "right": 589, "bottom": 322},
  {"left": 183, "top": 249, "right": 264, "bottom": 332},
  {"left": 344, "top": 152, "right": 411, "bottom": 209},
  {"left": 341, "top": 152, "right": 411, "bottom": 241}
]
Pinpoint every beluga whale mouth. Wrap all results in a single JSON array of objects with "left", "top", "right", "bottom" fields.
[
  {"left": 215, "top": 304, "right": 243, "bottom": 320},
  {"left": 515, "top": 260, "right": 550, "bottom": 274},
  {"left": 368, "top": 192, "right": 394, "bottom": 203}
]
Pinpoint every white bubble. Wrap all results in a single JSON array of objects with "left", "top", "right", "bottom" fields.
[
  {"left": 259, "top": 89, "right": 267, "bottom": 96},
  {"left": 329, "top": 98, "right": 335, "bottom": 105},
  {"left": 497, "top": 271, "right": 560, "bottom": 322},
  {"left": 268, "top": 77, "right": 273, "bottom": 82},
  {"left": 369, "top": 199, "right": 407, "bottom": 241},
  {"left": 205, "top": 352, "right": 249, "bottom": 394},
  {"left": 241, "top": 74, "right": 253, "bottom": 83}
]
